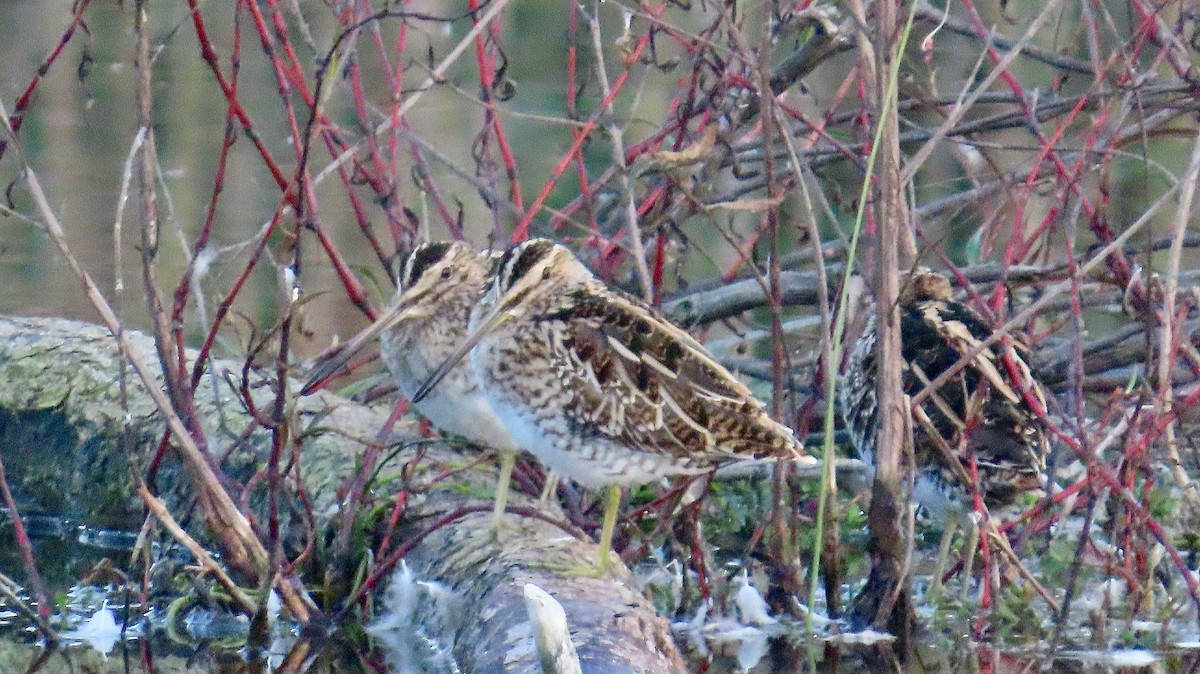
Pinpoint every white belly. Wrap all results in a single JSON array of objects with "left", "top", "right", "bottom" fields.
[
  {"left": 484, "top": 382, "right": 707, "bottom": 490},
  {"left": 413, "top": 387, "right": 518, "bottom": 451},
  {"left": 856, "top": 455, "right": 967, "bottom": 527},
  {"left": 381, "top": 330, "right": 517, "bottom": 452}
]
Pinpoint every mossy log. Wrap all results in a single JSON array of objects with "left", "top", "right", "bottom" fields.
[{"left": 0, "top": 316, "right": 686, "bottom": 674}]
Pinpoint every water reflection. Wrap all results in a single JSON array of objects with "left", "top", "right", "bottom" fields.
[
  {"left": 1, "top": 486, "right": 1196, "bottom": 672},
  {"left": 1, "top": 576, "right": 1196, "bottom": 674}
]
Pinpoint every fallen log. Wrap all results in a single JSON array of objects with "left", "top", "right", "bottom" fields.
[{"left": 0, "top": 315, "right": 687, "bottom": 673}]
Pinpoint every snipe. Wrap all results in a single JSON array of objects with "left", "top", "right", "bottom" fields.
[
  {"left": 303, "top": 241, "right": 521, "bottom": 532},
  {"left": 839, "top": 268, "right": 1049, "bottom": 591},
  {"left": 414, "top": 239, "right": 816, "bottom": 574}
]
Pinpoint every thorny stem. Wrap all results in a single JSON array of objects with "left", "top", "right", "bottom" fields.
[
  {"left": 858, "top": 0, "right": 919, "bottom": 637},
  {"left": 899, "top": 0, "right": 1067, "bottom": 185},
  {"left": 580, "top": 0, "right": 653, "bottom": 301},
  {"left": 315, "top": 0, "right": 517, "bottom": 188},
  {"left": 778, "top": 107, "right": 841, "bottom": 618},
  {"left": 1155, "top": 127, "right": 1200, "bottom": 514},
  {"left": 0, "top": 454, "right": 48, "bottom": 626},
  {"left": 0, "top": 98, "right": 324, "bottom": 619}
]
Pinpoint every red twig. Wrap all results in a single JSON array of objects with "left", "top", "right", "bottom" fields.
[
  {"left": 0, "top": 0, "right": 92, "bottom": 161},
  {"left": 509, "top": 4, "right": 665, "bottom": 243},
  {"left": 0, "top": 455, "right": 50, "bottom": 624}
]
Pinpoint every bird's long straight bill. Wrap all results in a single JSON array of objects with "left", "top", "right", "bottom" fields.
[
  {"left": 411, "top": 304, "right": 512, "bottom": 403},
  {"left": 300, "top": 299, "right": 416, "bottom": 395}
]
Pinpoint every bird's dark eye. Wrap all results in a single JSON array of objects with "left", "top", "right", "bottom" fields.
[
  {"left": 440, "top": 267, "right": 452, "bottom": 280},
  {"left": 542, "top": 267, "right": 552, "bottom": 280}
]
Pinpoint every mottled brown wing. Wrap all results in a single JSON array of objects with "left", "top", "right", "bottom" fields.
[
  {"left": 544, "top": 286, "right": 801, "bottom": 464},
  {"left": 910, "top": 299, "right": 1047, "bottom": 503}
]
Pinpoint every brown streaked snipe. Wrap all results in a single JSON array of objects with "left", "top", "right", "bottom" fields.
[
  {"left": 303, "top": 241, "right": 521, "bottom": 532},
  {"left": 413, "top": 238, "right": 817, "bottom": 574},
  {"left": 839, "top": 268, "right": 1049, "bottom": 586}
]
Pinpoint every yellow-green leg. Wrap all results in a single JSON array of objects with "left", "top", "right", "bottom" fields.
[
  {"left": 928, "top": 519, "right": 958, "bottom": 606},
  {"left": 525, "top": 484, "right": 622, "bottom": 577},
  {"left": 594, "top": 484, "right": 623, "bottom": 575},
  {"left": 490, "top": 450, "right": 517, "bottom": 533},
  {"left": 538, "top": 471, "right": 560, "bottom": 502},
  {"left": 959, "top": 516, "right": 980, "bottom": 606}
]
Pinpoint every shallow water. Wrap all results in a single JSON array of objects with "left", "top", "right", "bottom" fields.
[{"left": 0, "top": 515, "right": 1196, "bottom": 674}]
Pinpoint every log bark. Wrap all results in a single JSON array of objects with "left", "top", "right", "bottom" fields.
[{"left": 0, "top": 316, "right": 686, "bottom": 674}]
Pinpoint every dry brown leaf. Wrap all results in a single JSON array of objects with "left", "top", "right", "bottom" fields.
[
  {"left": 704, "top": 194, "right": 785, "bottom": 213},
  {"left": 649, "top": 124, "right": 719, "bottom": 168}
]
